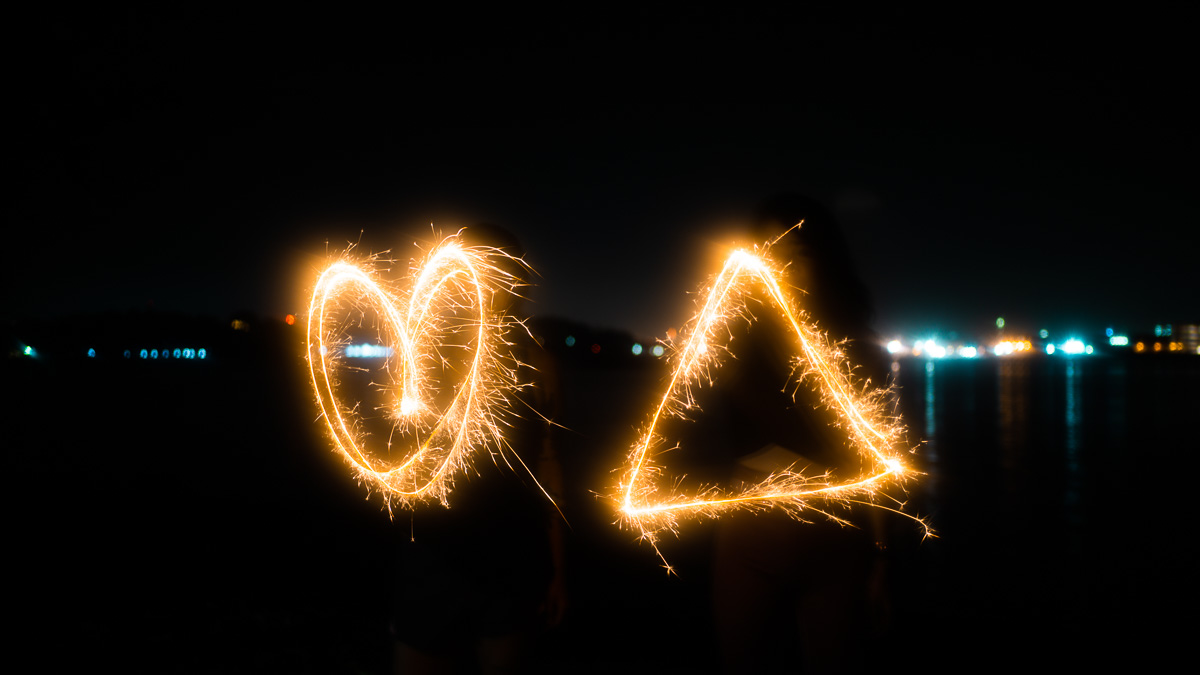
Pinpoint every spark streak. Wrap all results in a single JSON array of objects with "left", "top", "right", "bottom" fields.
[
  {"left": 306, "top": 233, "right": 530, "bottom": 510},
  {"left": 614, "top": 241, "right": 930, "bottom": 567}
]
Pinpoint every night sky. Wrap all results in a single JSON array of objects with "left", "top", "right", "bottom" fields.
[{"left": 9, "top": 10, "right": 1194, "bottom": 340}]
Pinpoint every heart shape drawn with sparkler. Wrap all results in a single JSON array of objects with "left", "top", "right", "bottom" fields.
[
  {"left": 307, "top": 235, "right": 524, "bottom": 508},
  {"left": 613, "top": 245, "right": 922, "bottom": 568}
]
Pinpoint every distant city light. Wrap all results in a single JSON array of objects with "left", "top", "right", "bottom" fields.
[
  {"left": 23, "top": 345, "right": 34, "bottom": 357},
  {"left": 87, "top": 348, "right": 96, "bottom": 358},
  {"left": 285, "top": 314, "right": 296, "bottom": 326},
  {"left": 565, "top": 335, "right": 576, "bottom": 347},
  {"left": 992, "top": 339, "right": 1030, "bottom": 356},
  {"left": 996, "top": 317, "right": 1005, "bottom": 329},
  {"left": 119, "top": 347, "right": 207, "bottom": 361},
  {"left": 882, "top": 326, "right": 1190, "bottom": 360},
  {"left": 652, "top": 345, "right": 665, "bottom": 357},
  {"left": 631, "top": 343, "right": 643, "bottom": 356},
  {"left": 591, "top": 343, "right": 601, "bottom": 354},
  {"left": 345, "top": 343, "right": 394, "bottom": 358},
  {"left": 1155, "top": 325, "right": 1163, "bottom": 337},
  {"left": 1061, "top": 339, "right": 1085, "bottom": 355}
]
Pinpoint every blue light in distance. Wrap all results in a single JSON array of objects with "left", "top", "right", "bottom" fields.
[
  {"left": 565, "top": 335, "right": 576, "bottom": 347},
  {"left": 140, "top": 349, "right": 148, "bottom": 359},
  {"left": 631, "top": 343, "right": 643, "bottom": 356},
  {"left": 87, "top": 348, "right": 96, "bottom": 358},
  {"left": 652, "top": 345, "right": 665, "bottom": 357},
  {"left": 124, "top": 350, "right": 131, "bottom": 359},
  {"left": 1109, "top": 335, "right": 1129, "bottom": 346},
  {"left": 151, "top": 349, "right": 159, "bottom": 359},
  {"left": 198, "top": 348, "right": 207, "bottom": 359},
  {"left": 1045, "top": 344, "right": 1056, "bottom": 355},
  {"left": 1061, "top": 339, "right": 1085, "bottom": 355},
  {"left": 345, "top": 343, "right": 394, "bottom": 358},
  {"left": 1105, "top": 327, "right": 1114, "bottom": 337},
  {"left": 23, "top": 345, "right": 35, "bottom": 357},
  {"left": 1154, "top": 325, "right": 1163, "bottom": 337},
  {"left": 1039, "top": 329, "right": 1049, "bottom": 339},
  {"left": 173, "top": 348, "right": 182, "bottom": 359}
]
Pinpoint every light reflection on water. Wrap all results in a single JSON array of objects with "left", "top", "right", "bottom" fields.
[
  {"left": 996, "top": 360, "right": 1029, "bottom": 500},
  {"left": 1064, "top": 360, "right": 1082, "bottom": 526},
  {"left": 881, "top": 354, "right": 1196, "bottom": 668},
  {"left": 923, "top": 360, "right": 937, "bottom": 462},
  {"left": 896, "top": 355, "right": 1197, "bottom": 532}
]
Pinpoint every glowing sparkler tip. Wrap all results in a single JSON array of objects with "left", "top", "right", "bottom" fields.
[
  {"left": 398, "top": 395, "right": 422, "bottom": 416},
  {"left": 729, "top": 249, "right": 762, "bottom": 270}
]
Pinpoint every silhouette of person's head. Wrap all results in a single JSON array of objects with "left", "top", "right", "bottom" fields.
[
  {"left": 458, "top": 222, "right": 531, "bottom": 316},
  {"left": 751, "top": 193, "right": 875, "bottom": 349}
]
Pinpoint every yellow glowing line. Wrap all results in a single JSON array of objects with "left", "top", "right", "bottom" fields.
[
  {"left": 306, "top": 235, "right": 530, "bottom": 508},
  {"left": 614, "top": 241, "right": 929, "bottom": 565}
]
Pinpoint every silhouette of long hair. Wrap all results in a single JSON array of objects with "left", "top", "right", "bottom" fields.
[{"left": 751, "top": 193, "right": 882, "bottom": 383}]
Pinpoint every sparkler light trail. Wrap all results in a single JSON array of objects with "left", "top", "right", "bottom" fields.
[
  {"left": 306, "top": 232, "right": 533, "bottom": 510},
  {"left": 613, "top": 236, "right": 930, "bottom": 569}
]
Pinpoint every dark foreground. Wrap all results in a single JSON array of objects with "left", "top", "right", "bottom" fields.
[{"left": 6, "top": 319, "right": 1195, "bottom": 673}]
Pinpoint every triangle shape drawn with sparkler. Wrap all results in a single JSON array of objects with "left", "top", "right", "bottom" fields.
[{"left": 613, "top": 246, "right": 917, "bottom": 558}]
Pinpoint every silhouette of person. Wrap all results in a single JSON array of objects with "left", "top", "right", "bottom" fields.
[
  {"left": 708, "top": 194, "right": 888, "bottom": 674},
  {"left": 389, "top": 224, "right": 566, "bottom": 675}
]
